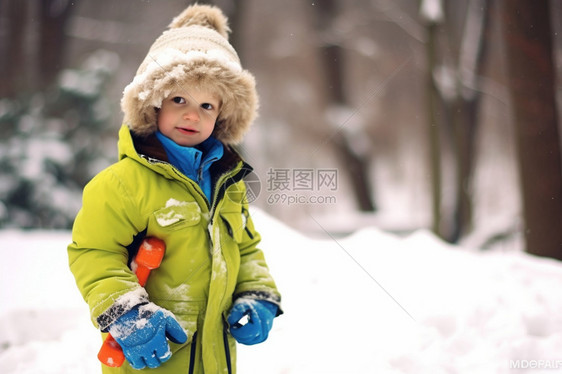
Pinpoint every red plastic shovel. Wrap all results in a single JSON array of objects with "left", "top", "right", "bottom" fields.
[{"left": 97, "top": 237, "right": 166, "bottom": 367}]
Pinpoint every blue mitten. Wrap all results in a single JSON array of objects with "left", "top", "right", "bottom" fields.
[
  {"left": 108, "top": 303, "right": 188, "bottom": 369},
  {"left": 227, "top": 299, "right": 278, "bottom": 345}
]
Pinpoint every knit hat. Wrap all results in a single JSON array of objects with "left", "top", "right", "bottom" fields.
[{"left": 121, "top": 4, "right": 258, "bottom": 145}]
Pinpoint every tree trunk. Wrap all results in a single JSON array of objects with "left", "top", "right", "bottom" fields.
[
  {"left": 39, "top": 0, "right": 74, "bottom": 91},
  {"left": 0, "top": 0, "right": 28, "bottom": 98},
  {"left": 424, "top": 20, "right": 443, "bottom": 236},
  {"left": 450, "top": 0, "right": 493, "bottom": 242},
  {"left": 501, "top": 0, "right": 562, "bottom": 260},
  {"left": 312, "top": 0, "right": 376, "bottom": 212}
]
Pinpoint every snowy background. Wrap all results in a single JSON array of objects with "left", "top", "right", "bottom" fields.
[
  {"left": 2, "top": 208, "right": 562, "bottom": 374},
  {"left": 1, "top": 1, "right": 561, "bottom": 373}
]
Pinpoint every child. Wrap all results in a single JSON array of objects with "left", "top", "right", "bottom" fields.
[{"left": 68, "top": 5, "right": 282, "bottom": 373}]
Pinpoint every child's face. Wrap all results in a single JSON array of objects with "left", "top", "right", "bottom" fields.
[{"left": 157, "top": 88, "right": 221, "bottom": 147}]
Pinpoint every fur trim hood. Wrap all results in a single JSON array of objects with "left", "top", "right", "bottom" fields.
[{"left": 121, "top": 4, "right": 258, "bottom": 145}]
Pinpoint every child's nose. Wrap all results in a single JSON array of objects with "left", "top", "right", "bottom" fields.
[{"left": 183, "top": 108, "right": 200, "bottom": 121}]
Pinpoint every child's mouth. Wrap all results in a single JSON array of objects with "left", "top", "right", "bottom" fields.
[{"left": 177, "top": 127, "right": 198, "bottom": 135}]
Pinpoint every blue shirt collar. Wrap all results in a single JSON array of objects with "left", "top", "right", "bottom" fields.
[{"left": 155, "top": 131, "right": 224, "bottom": 196}]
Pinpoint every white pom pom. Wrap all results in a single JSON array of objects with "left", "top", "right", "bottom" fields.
[{"left": 168, "top": 4, "right": 230, "bottom": 39}]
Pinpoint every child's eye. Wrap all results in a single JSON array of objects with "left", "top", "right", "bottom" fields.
[
  {"left": 172, "top": 97, "right": 186, "bottom": 104},
  {"left": 201, "top": 103, "right": 214, "bottom": 110}
]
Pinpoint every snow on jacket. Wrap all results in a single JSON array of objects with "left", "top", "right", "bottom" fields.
[{"left": 68, "top": 125, "right": 281, "bottom": 374}]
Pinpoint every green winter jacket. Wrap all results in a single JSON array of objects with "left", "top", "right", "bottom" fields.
[{"left": 68, "top": 125, "right": 281, "bottom": 374}]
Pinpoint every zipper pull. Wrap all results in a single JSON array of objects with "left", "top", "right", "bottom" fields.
[{"left": 198, "top": 167, "right": 204, "bottom": 183}]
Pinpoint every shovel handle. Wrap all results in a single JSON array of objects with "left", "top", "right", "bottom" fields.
[{"left": 97, "top": 237, "right": 166, "bottom": 367}]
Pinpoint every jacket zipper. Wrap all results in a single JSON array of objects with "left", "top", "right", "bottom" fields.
[
  {"left": 223, "top": 320, "right": 233, "bottom": 374},
  {"left": 197, "top": 155, "right": 220, "bottom": 185},
  {"left": 209, "top": 161, "right": 253, "bottom": 224},
  {"left": 210, "top": 165, "right": 250, "bottom": 374},
  {"left": 188, "top": 332, "right": 197, "bottom": 374},
  {"left": 148, "top": 154, "right": 250, "bottom": 374},
  {"left": 205, "top": 162, "right": 250, "bottom": 247}
]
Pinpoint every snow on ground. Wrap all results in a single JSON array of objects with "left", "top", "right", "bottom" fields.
[{"left": 1, "top": 208, "right": 562, "bottom": 373}]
